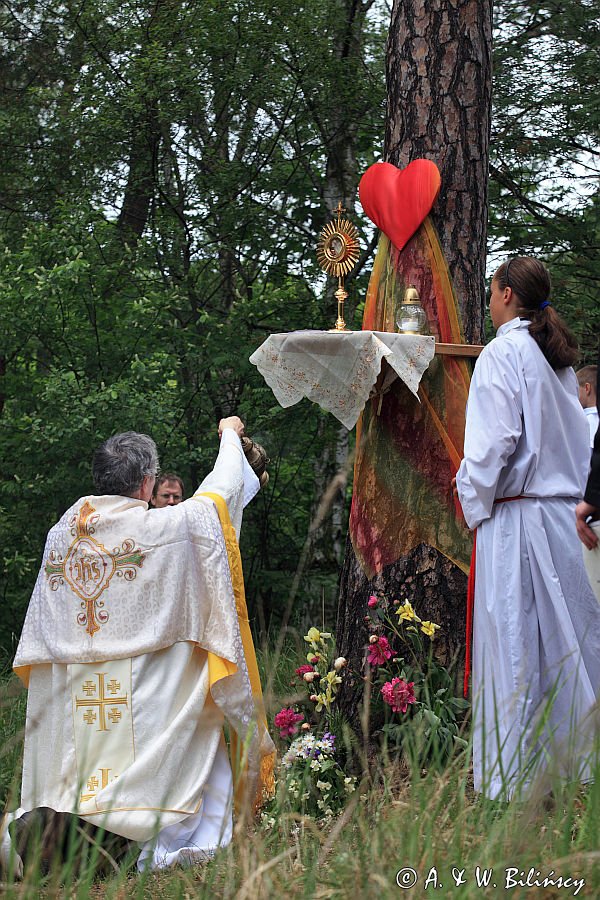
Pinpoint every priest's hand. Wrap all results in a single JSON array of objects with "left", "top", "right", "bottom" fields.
[
  {"left": 218, "top": 416, "right": 245, "bottom": 438},
  {"left": 575, "top": 500, "right": 600, "bottom": 550}
]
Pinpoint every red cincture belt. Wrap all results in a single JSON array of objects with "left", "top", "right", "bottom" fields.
[{"left": 463, "top": 495, "right": 527, "bottom": 697}]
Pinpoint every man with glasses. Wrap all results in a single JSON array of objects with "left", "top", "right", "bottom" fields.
[{"left": 151, "top": 473, "right": 185, "bottom": 508}]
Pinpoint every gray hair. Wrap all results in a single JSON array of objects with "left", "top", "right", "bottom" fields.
[{"left": 92, "top": 432, "right": 160, "bottom": 496}]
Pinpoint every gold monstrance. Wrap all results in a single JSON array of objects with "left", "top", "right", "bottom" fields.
[{"left": 317, "top": 202, "right": 360, "bottom": 332}]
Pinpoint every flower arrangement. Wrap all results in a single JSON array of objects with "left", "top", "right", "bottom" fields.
[
  {"left": 267, "top": 598, "right": 467, "bottom": 825},
  {"left": 267, "top": 626, "right": 355, "bottom": 823},
  {"left": 365, "top": 594, "right": 469, "bottom": 767},
  {"left": 277, "top": 731, "right": 356, "bottom": 819}
]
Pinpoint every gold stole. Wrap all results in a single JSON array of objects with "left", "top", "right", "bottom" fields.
[{"left": 198, "top": 492, "right": 275, "bottom": 813}]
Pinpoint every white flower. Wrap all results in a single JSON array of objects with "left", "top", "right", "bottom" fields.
[
  {"left": 333, "top": 657, "right": 347, "bottom": 670},
  {"left": 303, "top": 671, "right": 316, "bottom": 683},
  {"left": 316, "top": 780, "right": 332, "bottom": 792}
]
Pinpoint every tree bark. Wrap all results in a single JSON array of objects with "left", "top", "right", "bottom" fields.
[
  {"left": 386, "top": 0, "right": 492, "bottom": 344},
  {"left": 336, "top": 0, "right": 492, "bottom": 733}
]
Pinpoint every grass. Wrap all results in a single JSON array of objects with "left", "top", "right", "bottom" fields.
[
  {"left": 0, "top": 673, "right": 26, "bottom": 812},
  {"left": 2, "top": 664, "right": 600, "bottom": 898}
]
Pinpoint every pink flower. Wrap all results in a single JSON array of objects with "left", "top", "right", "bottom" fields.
[
  {"left": 367, "top": 635, "right": 393, "bottom": 666},
  {"left": 368, "top": 595, "right": 378, "bottom": 608},
  {"left": 295, "top": 664, "right": 314, "bottom": 677},
  {"left": 381, "top": 678, "right": 416, "bottom": 714},
  {"left": 273, "top": 707, "right": 304, "bottom": 738}
]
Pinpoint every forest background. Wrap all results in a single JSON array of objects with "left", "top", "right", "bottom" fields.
[{"left": 0, "top": 0, "right": 599, "bottom": 664}]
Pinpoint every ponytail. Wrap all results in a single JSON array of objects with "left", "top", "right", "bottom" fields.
[
  {"left": 496, "top": 257, "right": 579, "bottom": 370},
  {"left": 528, "top": 306, "right": 578, "bottom": 370}
]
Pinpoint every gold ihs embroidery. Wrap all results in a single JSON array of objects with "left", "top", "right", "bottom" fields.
[{"left": 45, "top": 501, "right": 145, "bottom": 637}]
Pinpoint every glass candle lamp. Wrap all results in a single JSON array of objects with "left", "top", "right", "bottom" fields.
[{"left": 396, "top": 285, "right": 428, "bottom": 335}]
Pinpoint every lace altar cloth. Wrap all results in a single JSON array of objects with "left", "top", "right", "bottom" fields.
[{"left": 249, "top": 330, "right": 435, "bottom": 429}]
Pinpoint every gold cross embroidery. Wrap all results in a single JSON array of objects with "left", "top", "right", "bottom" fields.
[
  {"left": 76, "top": 673, "right": 128, "bottom": 732},
  {"left": 44, "top": 501, "right": 145, "bottom": 638},
  {"left": 80, "top": 768, "right": 114, "bottom": 804}
]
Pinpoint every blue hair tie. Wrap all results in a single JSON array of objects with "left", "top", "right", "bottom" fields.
[{"left": 539, "top": 300, "right": 551, "bottom": 310}]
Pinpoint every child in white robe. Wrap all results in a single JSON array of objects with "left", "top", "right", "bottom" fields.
[{"left": 455, "top": 256, "right": 600, "bottom": 800}]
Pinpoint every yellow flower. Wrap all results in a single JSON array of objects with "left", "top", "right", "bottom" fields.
[
  {"left": 304, "top": 627, "right": 321, "bottom": 644},
  {"left": 323, "top": 670, "right": 342, "bottom": 687},
  {"left": 396, "top": 600, "right": 421, "bottom": 623},
  {"left": 314, "top": 692, "right": 330, "bottom": 712},
  {"left": 420, "top": 620, "right": 441, "bottom": 639}
]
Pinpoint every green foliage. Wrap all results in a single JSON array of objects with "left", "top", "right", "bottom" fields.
[
  {"left": 0, "top": 0, "right": 386, "bottom": 656},
  {"left": 0, "top": 675, "right": 26, "bottom": 810},
  {"left": 491, "top": 1, "right": 600, "bottom": 359}
]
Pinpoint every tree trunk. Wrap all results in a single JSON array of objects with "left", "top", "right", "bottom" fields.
[
  {"left": 386, "top": 0, "right": 492, "bottom": 343},
  {"left": 117, "top": 112, "right": 160, "bottom": 241},
  {"left": 336, "top": 0, "right": 492, "bottom": 734}
]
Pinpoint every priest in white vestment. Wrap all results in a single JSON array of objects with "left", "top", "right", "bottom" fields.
[{"left": 2, "top": 420, "right": 275, "bottom": 873}]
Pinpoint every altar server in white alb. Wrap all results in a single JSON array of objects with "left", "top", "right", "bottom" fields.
[
  {"left": 2, "top": 418, "right": 274, "bottom": 874},
  {"left": 456, "top": 256, "right": 600, "bottom": 801}
]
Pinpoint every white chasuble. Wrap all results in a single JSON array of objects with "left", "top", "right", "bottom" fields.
[{"left": 13, "top": 430, "right": 274, "bottom": 849}]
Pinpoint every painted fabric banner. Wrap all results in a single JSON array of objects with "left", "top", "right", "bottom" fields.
[{"left": 349, "top": 219, "right": 472, "bottom": 577}]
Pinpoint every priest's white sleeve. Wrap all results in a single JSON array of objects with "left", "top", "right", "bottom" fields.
[
  {"left": 194, "top": 428, "right": 260, "bottom": 538},
  {"left": 455, "top": 341, "right": 524, "bottom": 529}
]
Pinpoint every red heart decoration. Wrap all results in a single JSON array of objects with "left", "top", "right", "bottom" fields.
[{"left": 359, "top": 160, "right": 441, "bottom": 252}]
